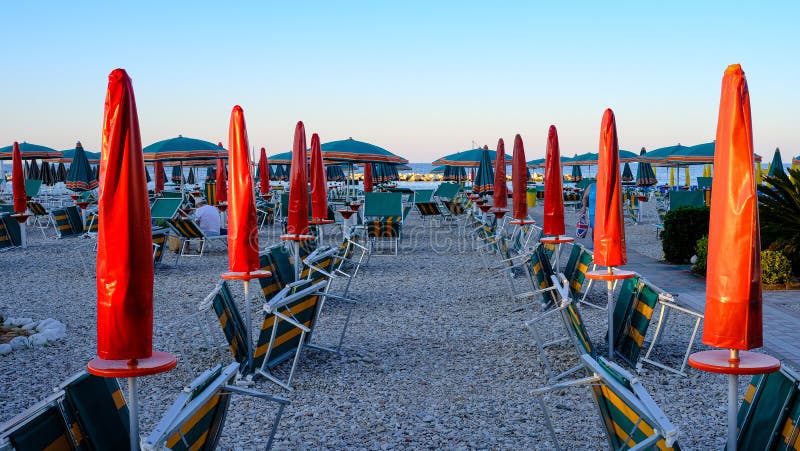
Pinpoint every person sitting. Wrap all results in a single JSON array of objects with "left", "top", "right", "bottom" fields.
[{"left": 194, "top": 199, "right": 226, "bottom": 236}]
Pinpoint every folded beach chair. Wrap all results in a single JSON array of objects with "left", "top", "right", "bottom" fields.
[
  {"left": 531, "top": 354, "right": 680, "bottom": 450},
  {"left": 363, "top": 192, "right": 403, "bottom": 256},
  {"left": 561, "top": 243, "right": 597, "bottom": 308},
  {"left": 611, "top": 275, "right": 703, "bottom": 376},
  {"left": 152, "top": 227, "right": 169, "bottom": 268},
  {"left": 51, "top": 205, "right": 83, "bottom": 238},
  {"left": 26, "top": 201, "right": 54, "bottom": 238},
  {"left": 516, "top": 244, "right": 559, "bottom": 308},
  {"left": 0, "top": 214, "right": 20, "bottom": 250},
  {"left": 167, "top": 218, "right": 227, "bottom": 266},
  {"left": 143, "top": 363, "right": 289, "bottom": 450},
  {"left": 433, "top": 182, "right": 461, "bottom": 201},
  {"left": 734, "top": 367, "right": 800, "bottom": 450}
]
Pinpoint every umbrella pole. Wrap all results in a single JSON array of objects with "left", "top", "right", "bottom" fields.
[
  {"left": 19, "top": 221, "right": 27, "bottom": 248},
  {"left": 293, "top": 241, "right": 301, "bottom": 281},
  {"left": 607, "top": 266, "right": 614, "bottom": 360},
  {"left": 243, "top": 280, "right": 253, "bottom": 358},
  {"left": 128, "top": 374, "right": 139, "bottom": 450},
  {"left": 727, "top": 349, "right": 739, "bottom": 451}
]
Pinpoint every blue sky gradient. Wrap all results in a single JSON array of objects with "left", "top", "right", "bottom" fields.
[{"left": 2, "top": 1, "right": 797, "bottom": 162}]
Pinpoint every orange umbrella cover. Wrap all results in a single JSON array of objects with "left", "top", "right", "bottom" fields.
[
  {"left": 258, "top": 147, "right": 270, "bottom": 195},
  {"left": 96, "top": 69, "right": 154, "bottom": 360},
  {"left": 703, "top": 64, "right": 762, "bottom": 350},
  {"left": 154, "top": 160, "right": 165, "bottom": 193},
  {"left": 11, "top": 142, "right": 26, "bottom": 213},
  {"left": 543, "top": 126, "right": 565, "bottom": 236},
  {"left": 215, "top": 158, "right": 227, "bottom": 204},
  {"left": 287, "top": 121, "right": 310, "bottom": 235},
  {"left": 493, "top": 138, "right": 508, "bottom": 209},
  {"left": 226, "top": 106, "right": 260, "bottom": 273},
  {"left": 363, "top": 163, "right": 373, "bottom": 193},
  {"left": 511, "top": 134, "right": 527, "bottom": 220},
  {"left": 309, "top": 133, "right": 328, "bottom": 220},
  {"left": 593, "top": 109, "right": 626, "bottom": 267}
]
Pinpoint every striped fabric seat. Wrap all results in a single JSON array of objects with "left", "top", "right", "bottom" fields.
[
  {"left": 84, "top": 213, "right": 99, "bottom": 235},
  {"left": 3, "top": 403, "right": 75, "bottom": 450},
  {"left": 367, "top": 218, "right": 401, "bottom": 238},
  {"left": 442, "top": 200, "right": 465, "bottom": 215},
  {"left": 258, "top": 253, "right": 286, "bottom": 301},
  {"left": 415, "top": 202, "right": 441, "bottom": 216},
  {"left": 526, "top": 245, "right": 557, "bottom": 308},
  {"left": 736, "top": 368, "right": 800, "bottom": 450},
  {"left": 62, "top": 372, "right": 130, "bottom": 450},
  {"left": 209, "top": 281, "right": 253, "bottom": 372},
  {"left": 562, "top": 244, "right": 595, "bottom": 305},
  {"left": 204, "top": 181, "right": 216, "bottom": 207},
  {"left": 168, "top": 218, "right": 204, "bottom": 239},
  {"left": 613, "top": 277, "right": 659, "bottom": 368},
  {"left": 51, "top": 206, "right": 83, "bottom": 238},
  {"left": 0, "top": 216, "right": 15, "bottom": 250},
  {"left": 152, "top": 229, "right": 168, "bottom": 266},
  {"left": 27, "top": 201, "right": 47, "bottom": 216},
  {"left": 563, "top": 302, "right": 593, "bottom": 357}
]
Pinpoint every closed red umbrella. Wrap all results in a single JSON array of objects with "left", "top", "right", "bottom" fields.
[
  {"left": 363, "top": 163, "right": 373, "bottom": 193},
  {"left": 11, "top": 142, "right": 25, "bottom": 214},
  {"left": 287, "top": 121, "right": 310, "bottom": 236},
  {"left": 88, "top": 69, "right": 176, "bottom": 450},
  {"left": 469, "top": 168, "right": 475, "bottom": 183},
  {"left": 226, "top": 106, "right": 259, "bottom": 273},
  {"left": 258, "top": 147, "right": 270, "bottom": 196},
  {"left": 543, "top": 126, "right": 566, "bottom": 236},
  {"left": 215, "top": 158, "right": 227, "bottom": 205},
  {"left": 309, "top": 133, "right": 329, "bottom": 221},
  {"left": 511, "top": 134, "right": 527, "bottom": 220},
  {"left": 492, "top": 138, "right": 508, "bottom": 210},
  {"left": 154, "top": 160, "right": 165, "bottom": 193}
]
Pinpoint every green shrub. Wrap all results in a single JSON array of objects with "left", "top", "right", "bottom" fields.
[
  {"left": 692, "top": 235, "right": 708, "bottom": 275},
  {"left": 660, "top": 206, "right": 710, "bottom": 264},
  {"left": 761, "top": 250, "right": 792, "bottom": 285}
]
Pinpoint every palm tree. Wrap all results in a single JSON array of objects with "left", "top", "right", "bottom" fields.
[{"left": 759, "top": 167, "right": 800, "bottom": 272}]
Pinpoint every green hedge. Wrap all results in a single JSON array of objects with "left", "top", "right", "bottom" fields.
[
  {"left": 660, "top": 206, "right": 710, "bottom": 264},
  {"left": 762, "top": 250, "right": 792, "bottom": 285}
]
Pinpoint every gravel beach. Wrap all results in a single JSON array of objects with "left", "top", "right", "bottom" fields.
[{"left": 0, "top": 204, "right": 764, "bottom": 449}]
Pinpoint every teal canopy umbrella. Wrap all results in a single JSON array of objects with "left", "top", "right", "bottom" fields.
[
  {"left": 433, "top": 147, "right": 510, "bottom": 167},
  {"left": 66, "top": 142, "right": 98, "bottom": 191},
  {"left": 635, "top": 147, "right": 658, "bottom": 186},
  {"left": 667, "top": 141, "right": 715, "bottom": 165},
  {"left": 640, "top": 143, "right": 689, "bottom": 166},
  {"left": 473, "top": 147, "right": 494, "bottom": 194},
  {"left": 621, "top": 162, "right": 634, "bottom": 184},
  {"left": 443, "top": 165, "right": 466, "bottom": 182},
  {"left": 767, "top": 147, "right": 785, "bottom": 177},
  {"left": 0, "top": 142, "right": 60, "bottom": 160},
  {"left": 56, "top": 162, "right": 67, "bottom": 182},
  {"left": 53, "top": 145, "right": 101, "bottom": 163},
  {"left": 143, "top": 135, "right": 226, "bottom": 162},
  {"left": 527, "top": 158, "right": 545, "bottom": 168},
  {"left": 145, "top": 167, "right": 152, "bottom": 183},
  {"left": 320, "top": 137, "right": 407, "bottom": 164},
  {"left": 431, "top": 166, "right": 445, "bottom": 173},
  {"left": 269, "top": 151, "right": 292, "bottom": 165}
]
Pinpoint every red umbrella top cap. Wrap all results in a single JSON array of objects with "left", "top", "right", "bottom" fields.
[
  {"left": 543, "top": 126, "right": 565, "bottom": 236},
  {"left": 309, "top": 133, "right": 328, "bottom": 220},
  {"left": 493, "top": 138, "right": 507, "bottom": 209},
  {"left": 702, "top": 64, "right": 762, "bottom": 350},
  {"left": 11, "top": 142, "right": 26, "bottom": 214},
  {"left": 259, "top": 147, "right": 270, "bottom": 195},
  {"left": 511, "top": 134, "right": 527, "bottom": 220},
  {"left": 96, "top": 68, "right": 154, "bottom": 360},
  {"left": 227, "top": 105, "right": 260, "bottom": 273},
  {"left": 593, "top": 109, "right": 626, "bottom": 267},
  {"left": 286, "top": 121, "right": 309, "bottom": 235}
]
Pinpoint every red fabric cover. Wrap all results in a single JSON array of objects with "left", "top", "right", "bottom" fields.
[
  {"left": 543, "top": 126, "right": 565, "bottom": 236},
  {"left": 11, "top": 142, "right": 25, "bottom": 213},
  {"left": 309, "top": 133, "right": 328, "bottom": 220},
  {"left": 96, "top": 68, "right": 154, "bottom": 360},
  {"left": 593, "top": 109, "right": 626, "bottom": 267},
  {"left": 469, "top": 168, "right": 475, "bottom": 182},
  {"left": 493, "top": 138, "right": 507, "bottom": 209},
  {"left": 702, "top": 64, "right": 762, "bottom": 350},
  {"left": 258, "top": 147, "right": 270, "bottom": 195},
  {"left": 363, "top": 163, "right": 373, "bottom": 193},
  {"left": 511, "top": 135, "right": 528, "bottom": 220},
  {"left": 226, "top": 106, "right": 260, "bottom": 273},
  {"left": 154, "top": 160, "right": 164, "bottom": 193},
  {"left": 215, "top": 158, "right": 227, "bottom": 204},
  {"left": 287, "top": 121, "right": 310, "bottom": 235}
]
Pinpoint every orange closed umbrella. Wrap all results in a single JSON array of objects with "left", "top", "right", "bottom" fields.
[
  {"left": 88, "top": 69, "right": 176, "bottom": 450},
  {"left": 542, "top": 126, "right": 565, "bottom": 236},
  {"left": 215, "top": 158, "right": 227, "bottom": 205},
  {"left": 287, "top": 122, "right": 310, "bottom": 236},
  {"left": 258, "top": 147, "right": 270, "bottom": 196},
  {"left": 511, "top": 134, "right": 527, "bottom": 220},
  {"left": 11, "top": 142, "right": 25, "bottom": 214},
  {"left": 309, "top": 133, "right": 328, "bottom": 220},
  {"left": 154, "top": 160, "right": 165, "bottom": 193},
  {"left": 594, "top": 109, "right": 626, "bottom": 266},
  {"left": 493, "top": 138, "right": 508, "bottom": 210},
  {"left": 226, "top": 106, "right": 259, "bottom": 274},
  {"left": 363, "top": 163, "right": 373, "bottom": 193}
]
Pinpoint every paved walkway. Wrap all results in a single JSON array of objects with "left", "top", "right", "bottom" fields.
[{"left": 625, "top": 249, "right": 800, "bottom": 369}]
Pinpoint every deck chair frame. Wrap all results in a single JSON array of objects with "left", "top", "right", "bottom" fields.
[{"left": 167, "top": 217, "right": 227, "bottom": 266}]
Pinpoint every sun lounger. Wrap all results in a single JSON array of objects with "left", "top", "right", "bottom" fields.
[
  {"left": 734, "top": 366, "right": 800, "bottom": 450},
  {"left": 167, "top": 218, "right": 227, "bottom": 266},
  {"left": 26, "top": 201, "right": 54, "bottom": 238},
  {"left": 363, "top": 192, "right": 403, "bottom": 256},
  {"left": 152, "top": 227, "right": 169, "bottom": 268},
  {"left": 0, "top": 213, "right": 21, "bottom": 250},
  {"left": 51, "top": 205, "right": 83, "bottom": 238},
  {"left": 150, "top": 197, "right": 184, "bottom": 221},
  {"left": 561, "top": 243, "right": 596, "bottom": 308}
]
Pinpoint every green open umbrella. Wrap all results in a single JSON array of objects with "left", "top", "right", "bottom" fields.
[
  {"left": 767, "top": 147, "right": 785, "bottom": 177},
  {"left": 0, "top": 142, "right": 60, "bottom": 160},
  {"left": 433, "top": 147, "right": 510, "bottom": 167},
  {"left": 621, "top": 162, "right": 634, "bottom": 183},
  {"left": 53, "top": 145, "right": 101, "bottom": 163},
  {"left": 321, "top": 137, "right": 407, "bottom": 164},
  {"left": 66, "top": 142, "right": 98, "bottom": 191},
  {"left": 473, "top": 147, "right": 495, "bottom": 194},
  {"left": 143, "top": 135, "right": 226, "bottom": 162}
]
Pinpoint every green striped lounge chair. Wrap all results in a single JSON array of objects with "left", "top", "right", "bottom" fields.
[
  {"left": 363, "top": 192, "right": 403, "bottom": 256},
  {"left": 204, "top": 181, "right": 216, "bottom": 207},
  {"left": 735, "top": 367, "right": 800, "bottom": 450},
  {"left": 517, "top": 244, "right": 559, "bottom": 308},
  {"left": 143, "top": 363, "right": 289, "bottom": 450},
  {"left": 27, "top": 201, "right": 54, "bottom": 238},
  {"left": 561, "top": 243, "right": 597, "bottom": 307},
  {"left": 0, "top": 214, "right": 19, "bottom": 250},
  {"left": 531, "top": 354, "right": 679, "bottom": 451},
  {"left": 167, "top": 218, "right": 227, "bottom": 266},
  {"left": 152, "top": 228, "right": 169, "bottom": 268},
  {"left": 51, "top": 206, "right": 83, "bottom": 238}
]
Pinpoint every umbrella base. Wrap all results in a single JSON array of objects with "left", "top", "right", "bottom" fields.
[
  {"left": 280, "top": 234, "right": 315, "bottom": 241},
  {"left": 688, "top": 349, "right": 780, "bottom": 375},
  {"left": 87, "top": 351, "right": 177, "bottom": 378},
  {"left": 585, "top": 269, "right": 636, "bottom": 281},
  {"left": 509, "top": 219, "right": 536, "bottom": 225},
  {"left": 221, "top": 269, "right": 272, "bottom": 281},
  {"left": 540, "top": 236, "right": 574, "bottom": 244}
]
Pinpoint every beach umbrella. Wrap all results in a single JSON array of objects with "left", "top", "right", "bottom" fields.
[
  {"left": 621, "top": 162, "right": 634, "bottom": 183},
  {"left": 635, "top": 147, "right": 658, "bottom": 186},
  {"left": 0, "top": 142, "right": 60, "bottom": 160},
  {"left": 473, "top": 146, "right": 494, "bottom": 195},
  {"left": 363, "top": 162, "right": 374, "bottom": 193},
  {"left": 56, "top": 162, "right": 67, "bottom": 182},
  {"left": 11, "top": 143, "right": 26, "bottom": 213},
  {"left": 226, "top": 105, "right": 260, "bottom": 274},
  {"left": 145, "top": 166, "right": 151, "bottom": 183},
  {"left": 40, "top": 161, "right": 53, "bottom": 186},
  {"left": 215, "top": 159, "right": 227, "bottom": 205},
  {"left": 320, "top": 137, "right": 407, "bottom": 164},
  {"left": 52, "top": 147, "right": 101, "bottom": 164},
  {"left": 640, "top": 143, "right": 689, "bottom": 166},
  {"left": 543, "top": 126, "right": 566, "bottom": 236},
  {"left": 24, "top": 161, "right": 29, "bottom": 179},
  {"left": 66, "top": 142, "right": 99, "bottom": 191},
  {"left": 27, "top": 159, "right": 41, "bottom": 180},
  {"left": 668, "top": 141, "right": 716, "bottom": 165},
  {"left": 433, "top": 147, "right": 510, "bottom": 167},
  {"left": 268, "top": 151, "right": 293, "bottom": 165},
  {"left": 93, "top": 165, "right": 100, "bottom": 180},
  {"left": 258, "top": 147, "right": 270, "bottom": 195},
  {"left": 143, "top": 135, "right": 226, "bottom": 162},
  {"left": 206, "top": 166, "right": 214, "bottom": 181},
  {"left": 688, "top": 64, "right": 780, "bottom": 451},
  {"left": 326, "top": 164, "right": 346, "bottom": 181},
  {"left": 571, "top": 164, "right": 583, "bottom": 181},
  {"left": 309, "top": 133, "right": 329, "bottom": 221},
  {"left": 493, "top": 139, "right": 508, "bottom": 210},
  {"left": 527, "top": 158, "right": 545, "bottom": 169},
  {"left": 443, "top": 165, "right": 466, "bottom": 182},
  {"left": 186, "top": 167, "right": 195, "bottom": 184},
  {"left": 286, "top": 122, "right": 310, "bottom": 236},
  {"left": 87, "top": 69, "right": 176, "bottom": 451},
  {"left": 511, "top": 135, "right": 528, "bottom": 220},
  {"left": 767, "top": 147, "right": 785, "bottom": 177},
  {"left": 170, "top": 165, "right": 183, "bottom": 184},
  {"left": 154, "top": 161, "right": 165, "bottom": 193}
]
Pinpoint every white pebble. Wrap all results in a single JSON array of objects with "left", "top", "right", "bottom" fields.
[
  {"left": 9, "top": 336, "right": 29, "bottom": 350},
  {"left": 28, "top": 334, "right": 48, "bottom": 347},
  {"left": 0, "top": 344, "right": 11, "bottom": 355},
  {"left": 21, "top": 321, "right": 39, "bottom": 331}
]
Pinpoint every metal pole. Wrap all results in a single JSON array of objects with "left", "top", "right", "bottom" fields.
[
  {"left": 128, "top": 376, "right": 139, "bottom": 451},
  {"left": 19, "top": 223, "right": 27, "bottom": 248},
  {"left": 607, "top": 266, "right": 614, "bottom": 360},
  {"left": 243, "top": 280, "right": 252, "bottom": 359},
  {"left": 728, "top": 349, "right": 739, "bottom": 451},
  {"left": 293, "top": 242, "right": 301, "bottom": 281}
]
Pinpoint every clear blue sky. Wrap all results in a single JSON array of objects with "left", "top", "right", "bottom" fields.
[{"left": 2, "top": 1, "right": 797, "bottom": 162}]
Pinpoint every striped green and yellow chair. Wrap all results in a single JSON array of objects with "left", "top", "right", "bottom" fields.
[
  {"left": 83, "top": 212, "right": 99, "bottom": 237},
  {"left": 735, "top": 368, "right": 800, "bottom": 450},
  {"left": 204, "top": 181, "right": 216, "bottom": 207},
  {"left": 364, "top": 192, "right": 403, "bottom": 256},
  {"left": 152, "top": 228, "right": 169, "bottom": 268},
  {"left": 143, "top": 363, "right": 289, "bottom": 450},
  {"left": 518, "top": 244, "right": 559, "bottom": 308},
  {"left": 258, "top": 252, "right": 287, "bottom": 302},
  {"left": 0, "top": 395, "right": 77, "bottom": 450},
  {"left": 532, "top": 354, "right": 680, "bottom": 450},
  {"left": 561, "top": 243, "right": 597, "bottom": 308},
  {"left": 51, "top": 206, "right": 83, "bottom": 238},
  {"left": 27, "top": 201, "right": 54, "bottom": 238},
  {"left": 0, "top": 214, "right": 18, "bottom": 250},
  {"left": 167, "top": 218, "right": 227, "bottom": 266},
  {"left": 60, "top": 371, "right": 130, "bottom": 450}
]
